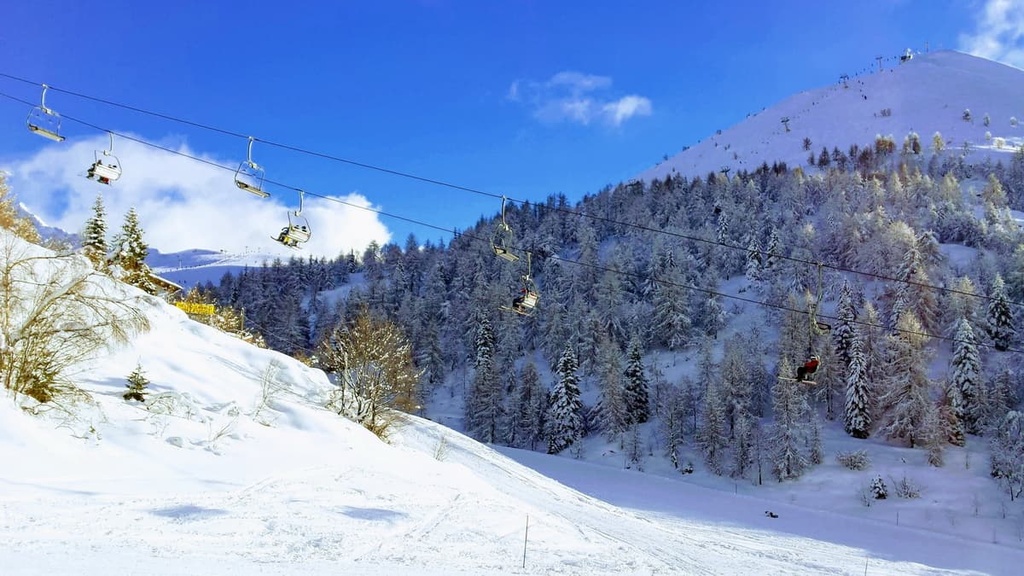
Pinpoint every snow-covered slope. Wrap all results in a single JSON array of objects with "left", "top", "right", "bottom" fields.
[
  {"left": 2, "top": 232, "right": 1019, "bottom": 574},
  {"left": 640, "top": 50, "right": 1024, "bottom": 182}
]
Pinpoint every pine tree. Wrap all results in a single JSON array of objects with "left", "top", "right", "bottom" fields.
[
  {"left": 110, "top": 207, "right": 156, "bottom": 294},
  {"left": 951, "top": 317, "right": 984, "bottom": 434},
  {"left": 770, "top": 359, "right": 812, "bottom": 481},
  {"left": 844, "top": 328, "right": 871, "bottom": 439},
  {"left": 942, "top": 377, "right": 966, "bottom": 447},
  {"left": 991, "top": 411, "right": 1024, "bottom": 500},
  {"left": 658, "top": 382, "right": 689, "bottom": 469},
  {"left": 651, "top": 262, "right": 691, "bottom": 350},
  {"left": 123, "top": 362, "right": 148, "bottom": 402},
  {"left": 877, "top": 314, "right": 936, "bottom": 448},
  {"left": 832, "top": 280, "right": 857, "bottom": 368},
  {"left": 986, "top": 274, "right": 1014, "bottom": 352},
  {"left": 731, "top": 409, "right": 754, "bottom": 478},
  {"left": 510, "top": 362, "right": 546, "bottom": 450},
  {"left": 466, "top": 316, "right": 503, "bottom": 443},
  {"left": 595, "top": 335, "right": 628, "bottom": 441},
  {"left": 745, "top": 235, "right": 762, "bottom": 286},
  {"left": 623, "top": 336, "right": 650, "bottom": 424},
  {"left": 764, "top": 227, "right": 782, "bottom": 276},
  {"left": 82, "top": 193, "right": 109, "bottom": 269},
  {"left": 546, "top": 343, "right": 583, "bottom": 455},
  {"left": 698, "top": 379, "right": 728, "bottom": 474}
]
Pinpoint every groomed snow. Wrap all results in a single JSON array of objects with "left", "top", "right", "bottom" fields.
[{"left": 1, "top": 238, "right": 1021, "bottom": 575}]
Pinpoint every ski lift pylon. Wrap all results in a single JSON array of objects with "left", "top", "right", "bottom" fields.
[
  {"left": 86, "top": 132, "right": 122, "bottom": 185},
  {"left": 235, "top": 136, "right": 268, "bottom": 198},
  {"left": 492, "top": 196, "right": 519, "bottom": 262},
  {"left": 27, "top": 84, "right": 65, "bottom": 142}
]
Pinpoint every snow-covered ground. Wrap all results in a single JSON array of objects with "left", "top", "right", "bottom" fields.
[
  {"left": 640, "top": 50, "right": 1024, "bottom": 183},
  {"left": 1, "top": 238, "right": 1022, "bottom": 575}
]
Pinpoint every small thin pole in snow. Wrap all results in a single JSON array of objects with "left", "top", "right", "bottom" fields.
[
  {"left": 864, "top": 557, "right": 869, "bottom": 576},
  {"left": 522, "top": 514, "right": 529, "bottom": 569}
]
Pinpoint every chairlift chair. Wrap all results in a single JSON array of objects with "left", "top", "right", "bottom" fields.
[
  {"left": 27, "top": 84, "right": 65, "bottom": 142},
  {"left": 235, "top": 137, "right": 268, "bottom": 198},
  {"left": 86, "top": 132, "right": 122, "bottom": 184},
  {"left": 492, "top": 196, "right": 519, "bottom": 262},
  {"left": 273, "top": 191, "right": 312, "bottom": 248},
  {"left": 506, "top": 252, "right": 540, "bottom": 316}
]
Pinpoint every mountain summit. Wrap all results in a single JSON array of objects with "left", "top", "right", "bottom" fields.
[{"left": 641, "top": 50, "right": 1024, "bottom": 182}]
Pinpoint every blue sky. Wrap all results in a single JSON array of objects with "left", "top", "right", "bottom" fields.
[{"left": 0, "top": 0, "right": 1020, "bottom": 258}]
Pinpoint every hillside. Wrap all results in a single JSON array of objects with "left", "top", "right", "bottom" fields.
[
  {"left": 640, "top": 50, "right": 1024, "bottom": 182},
  {"left": 6, "top": 231, "right": 1021, "bottom": 574}
]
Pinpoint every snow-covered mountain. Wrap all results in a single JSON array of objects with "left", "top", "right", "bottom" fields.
[
  {"left": 10, "top": 49, "right": 1024, "bottom": 576},
  {"left": 146, "top": 246, "right": 286, "bottom": 289},
  {"left": 2, "top": 228, "right": 1021, "bottom": 575},
  {"left": 641, "top": 50, "right": 1024, "bottom": 182}
]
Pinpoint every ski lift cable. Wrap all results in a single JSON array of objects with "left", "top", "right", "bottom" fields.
[
  {"left": 0, "top": 74, "right": 1008, "bottom": 308},
  {"left": 0, "top": 80, "right": 1018, "bottom": 311},
  {"left": 0, "top": 88, "right": 1018, "bottom": 355}
]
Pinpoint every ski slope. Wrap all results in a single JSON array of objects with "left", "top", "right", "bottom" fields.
[{"left": 0, "top": 237, "right": 1019, "bottom": 575}]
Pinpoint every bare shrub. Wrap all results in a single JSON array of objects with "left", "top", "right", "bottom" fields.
[
  {"left": 252, "top": 361, "right": 287, "bottom": 426},
  {"left": 890, "top": 474, "right": 922, "bottom": 499},
  {"left": 0, "top": 236, "right": 150, "bottom": 403},
  {"left": 835, "top": 449, "right": 871, "bottom": 470},
  {"left": 317, "top": 307, "right": 422, "bottom": 440}
]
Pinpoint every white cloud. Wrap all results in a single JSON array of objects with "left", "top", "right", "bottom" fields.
[
  {"left": 509, "top": 71, "right": 652, "bottom": 127},
  {"left": 601, "top": 95, "right": 654, "bottom": 127},
  {"left": 548, "top": 71, "right": 613, "bottom": 93},
  {"left": 3, "top": 134, "right": 391, "bottom": 259},
  {"left": 959, "top": 0, "right": 1024, "bottom": 69}
]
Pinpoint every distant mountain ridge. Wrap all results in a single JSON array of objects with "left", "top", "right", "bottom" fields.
[{"left": 640, "top": 50, "right": 1024, "bottom": 183}]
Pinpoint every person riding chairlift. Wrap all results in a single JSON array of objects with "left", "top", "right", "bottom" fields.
[
  {"left": 795, "top": 355, "right": 820, "bottom": 382},
  {"left": 87, "top": 161, "right": 110, "bottom": 185},
  {"left": 276, "top": 226, "right": 296, "bottom": 247},
  {"left": 511, "top": 287, "right": 527, "bottom": 313}
]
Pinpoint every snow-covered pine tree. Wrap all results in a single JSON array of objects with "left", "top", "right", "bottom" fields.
[
  {"left": 546, "top": 343, "right": 584, "bottom": 455},
  {"left": 988, "top": 361, "right": 1019, "bottom": 424},
  {"left": 595, "top": 334, "right": 628, "bottom": 441},
  {"left": 466, "top": 315, "right": 503, "bottom": 443},
  {"left": 991, "top": 411, "right": 1024, "bottom": 500},
  {"left": 731, "top": 408, "right": 754, "bottom": 478},
  {"left": 719, "top": 334, "right": 754, "bottom": 437},
  {"left": 950, "top": 316, "right": 984, "bottom": 435},
  {"left": 82, "top": 193, "right": 109, "bottom": 269},
  {"left": 744, "top": 234, "right": 762, "bottom": 287},
  {"left": 769, "top": 358, "right": 812, "bottom": 481},
  {"left": 123, "top": 362, "right": 148, "bottom": 402},
  {"left": 623, "top": 336, "right": 651, "bottom": 425},
  {"left": 877, "top": 313, "right": 938, "bottom": 448},
  {"left": 110, "top": 207, "right": 156, "bottom": 294},
  {"left": 764, "top": 227, "right": 782, "bottom": 277},
  {"left": 832, "top": 279, "right": 857, "bottom": 368},
  {"left": 657, "top": 381, "right": 689, "bottom": 469},
  {"left": 986, "top": 274, "right": 1014, "bottom": 352},
  {"left": 510, "top": 362, "right": 547, "bottom": 451},
  {"left": 651, "top": 262, "right": 691, "bottom": 350},
  {"left": 941, "top": 376, "right": 966, "bottom": 447},
  {"left": 843, "top": 328, "right": 871, "bottom": 439},
  {"left": 698, "top": 379, "right": 728, "bottom": 475}
]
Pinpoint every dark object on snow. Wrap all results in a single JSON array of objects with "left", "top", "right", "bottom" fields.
[{"left": 765, "top": 510, "right": 779, "bottom": 519}]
